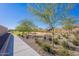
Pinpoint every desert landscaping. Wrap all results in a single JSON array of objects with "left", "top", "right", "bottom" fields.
[
  {"left": 12, "top": 25, "right": 79, "bottom": 56},
  {"left": 0, "top": 3, "right": 79, "bottom": 56},
  {"left": 11, "top": 4, "right": 79, "bottom": 56}
]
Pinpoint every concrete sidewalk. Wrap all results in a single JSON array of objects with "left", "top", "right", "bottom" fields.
[{"left": 14, "top": 36, "right": 40, "bottom": 56}]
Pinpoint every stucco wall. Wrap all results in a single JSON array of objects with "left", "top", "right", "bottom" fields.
[{"left": 0, "top": 25, "right": 8, "bottom": 36}]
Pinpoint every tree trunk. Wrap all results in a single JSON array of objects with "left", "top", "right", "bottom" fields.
[
  {"left": 52, "top": 28, "right": 54, "bottom": 48},
  {"left": 49, "top": 28, "right": 54, "bottom": 48},
  {"left": 48, "top": 26, "right": 54, "bottom": 48}
]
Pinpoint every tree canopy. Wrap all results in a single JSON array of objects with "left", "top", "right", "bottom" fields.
[
  {"left": 29, "top": 4, "right": 75, "bottom": 30},
  {"left": 16, "top": 20, "right": 36, "bottom": 32},
  {"left": 61, "top": 18, "right": 78, "bottom": 30}
]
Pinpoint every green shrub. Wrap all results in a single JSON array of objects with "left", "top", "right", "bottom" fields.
[
  {"left": 35, "top": 39, "right": 42, "bottom": 46},
  {"left": 62, "top": 41, "right": 70, "bottom": 49},
  {"left": 17, "top": 34, "right": 21, "bottom": 36},
  {"left": 56, "top": 47, "right": 71, "bottom": 56},
  {"left": 72, "top": 39, "right": 79, "bottom": 46},
  {"left": 62, "top": 34, "right": 69, "bottom": 39},
  {"left": 75, "top": 34, "right": 79, "bottom": 40},
  {"left": 57, "top": 35, "right": 61, "bottom": 39},
  {"left": 72, "top": 33, "right": 78, "bottom": 40},
  {"left": 42, "top": 43, "right": 53, "bottom": 53},
  {"left": 53, "top": 38, "right": 59, "bottom": 45},
  {"left": 35, "top": 40, "right": 55, "bottom": 54}
]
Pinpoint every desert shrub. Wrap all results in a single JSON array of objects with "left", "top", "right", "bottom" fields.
[
  {"left": 57, "top": 35, "right": 61, "bottom": 39},
  {"left": 72, "top": 39, "right": 79, "bottom": 46},
  {"left": 20, "top": 34, "right": 24, "bottom": 37},
  {"left": 35, "top": 39, "right": 55, "bottom": 55},
  {"left": 53, "top": 38, "right": 59, "bottom": 45},
  {"left": 62, "top": 34, "right": 69, "bottom": 39},
  {"left": 76, "top": 36, "right": 79, "bottom": 40},
  {"left": 26, "top": 35, "right": 29, "bottom": 39},
  {"left": 35, "top": 39, "right": 42, "bottom": 46},
  {"left": 17, "top": 34, "right": 21, "bottom": 36},
  {"left": 72, "top": 33, "right": 78, "bottom": 40},
  {"left": 55, "top": 47, "right": 71, "bottom": 56},
  {"left": 41, "top": 43, "right": 53, "bottom": 54},
  {"left": 36, "top": 40, "right": 54, "bottom": 54},
  {"left": 74, "top": 34, "right": 79, "bottom": 40},
  {"left": 62, "top": 41, "right": 70, "bottom": 49}
]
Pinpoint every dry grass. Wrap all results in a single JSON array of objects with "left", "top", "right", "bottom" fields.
[
  {"left": 55, "top": 46, "right": 71, "bottom": 56},
  {"left": 17, "top": 27, "right": 79, "bottom": 56}
]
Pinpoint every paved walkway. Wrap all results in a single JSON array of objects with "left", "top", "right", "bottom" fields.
[{"left": 14, "top": 36, "right": 40, "bottom": 56}]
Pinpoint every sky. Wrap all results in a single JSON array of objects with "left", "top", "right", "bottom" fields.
[
  {"left": 0, "top": 3, "right": 79, "bottom": 29},
  {"left": 0, "top": 3, "right": 48, "bottom": 29}
]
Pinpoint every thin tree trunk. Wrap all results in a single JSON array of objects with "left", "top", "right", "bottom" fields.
[
  {"left": 49, "top": 27, "right": 54, "bottom": 48},
  {"left": 52, "top": 28, "right": 54, "bottom": 48}
]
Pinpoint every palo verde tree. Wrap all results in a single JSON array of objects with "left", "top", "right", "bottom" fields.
[
  {"left": 61, "top": 17, "right": 78, "bottom": 34},
  {"left": 29, "top": 3, "right": 75, "bottom": 47},
  {"left": 16, "top": 20, "right": 36, "bottom": 35}
]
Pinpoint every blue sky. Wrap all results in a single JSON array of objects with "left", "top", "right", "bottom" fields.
[
  {"left": 0, "top": 3, "right": 27, "bottom": 29},
  {"left": 0, "top": 3, "right": 48, "bottom": 29},
  {"left": 0, "top": 3, "right": 79, "bottom": 29}
]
